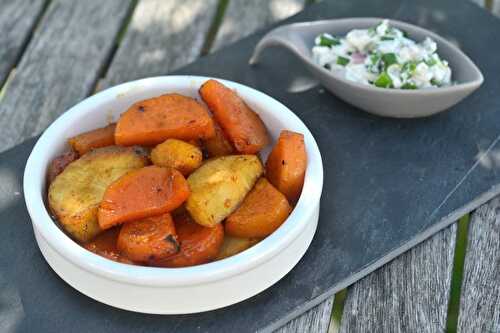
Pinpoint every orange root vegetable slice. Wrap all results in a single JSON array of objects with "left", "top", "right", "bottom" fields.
[
  {"left": 156, "top": 214, "right": 224, "bottom": 268},
  {"left": 84, "top": 227, "right": 133, "bottom": 264},
  {"left": 225, "top": 178, "right": 292, "bottom": 238},
  {"left": 115, "top": 93, "right": 215, "bottom": 146},
  {"left": 98, "top": 166, "right": 190, "bottom": 229},
  {"left": 117, "top": 213, "right": 179, "bottom": 264},
  {"left": 68, "top": 123, "right": 116, "bottom": 155},
  {"left": 199, "top": 79, "right": 269, "bottom": 154},
  {"left": 265, "top": 130, "right": 307, "bottom": 204},
  {"left": 203, "top": 122, "right": 235, "bottom": 157}
]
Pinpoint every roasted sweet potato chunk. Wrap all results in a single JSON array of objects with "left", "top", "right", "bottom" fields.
[
  {"left": 226, "top": 178, "right": 292, "bottom": 238},
  {"left": 115, "top": 94, "right": 215, "bottom": 146},
  {"left": 98, "top": 166, "right": 190, "bottom": 229},
  {"left": 199, "top": 79, "right": 269, "bottom": 154},
  {"left": 186, "top": 155, "right": 263, "bottom": 227},
  {"left": 215, "top": 235, "right": 260, "bottom": 260},
  {"left": 117, "top": 213, "right": 179, "bottom": 264},
  {"left": 151, "top": 139, "right": 202, "bottom": 176},
  {"left": 68, "top": 123, "right": 116, "bottom": 155},
  {"left": 48, "top": 146, "right": 149, "bottom": 242},
  {"left": 156, "top": 214, "right": 224, "bottom": 267},
  {"left": 84, "top": 227, "right": 133, "bottom": 264},
  {"left": 265, "top": 130, "right": 307, "bottom": 203},
  {"left": 203, "top": 122, "right": 234, "bottom": 157},
  {"left": 47, "top": 150, "right": 79, "bottom": 184}
]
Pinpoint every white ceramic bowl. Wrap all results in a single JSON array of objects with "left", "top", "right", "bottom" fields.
[{"left": 23, "top": 76, "right": 323, "bottom": 314}]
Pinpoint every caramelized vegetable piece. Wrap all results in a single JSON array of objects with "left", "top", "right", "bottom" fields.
[
  {"left": 226, "top": 178, "right": 292, "bottom": 238},
  {"left": 216, "top": 235, "right": 260, "bottom": 260},
  {"left": 68, "top": 123, "right": 116, "bottom": 155},
  {"left": 156, "top": 214, "right": 224, "bottom": 267},
  {"left": 84, "top": 227, "right": 133, "bottom": 264},
  {"left": 199, "top": 79, "right": 269, "bottom": 154},
  {"left": 186, "top": 155, "right": 263, "bottom": 227},
  {"left": 203, "top": 122, "right": 234, "bottom": 157},
  {"left": 98, "top": 166, "right": 190, "bottom": 229},
  {"left": 265, "top": 130, "right": 307, "bottom": 203},
  {"left": 117, "top": 213, "right": 179, "bottom": 264},
  {"left": 115, "top": 94, "right": 215, "bottom": 146},
  {"left": 151, "top": 139, "right": 202, "bottom": 176},
  {"left": 48, "top": 146, "right": 149, "bottom": 242},
  {"left": 47, "top": 150, "right": 79, "bottom": 184}
]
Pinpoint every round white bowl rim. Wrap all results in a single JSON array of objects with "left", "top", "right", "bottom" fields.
[{"left": 23, "top": 75, "right": 323, "bottom": 287}]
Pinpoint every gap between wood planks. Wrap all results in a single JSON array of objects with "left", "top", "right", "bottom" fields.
[
  {"left": 0, "top": 0, "right": 51, "bottom": 97},
  {"left": 92, "top": 0, "right": 139, "bottom": 93},
  {"left": 446, "top": 215, "right": 470, "bottom": 333}
]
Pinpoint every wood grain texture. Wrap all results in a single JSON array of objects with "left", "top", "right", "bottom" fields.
[
  {"left": 493, "top": 0, "right": 500, "bottom": 16},
  {"left": 340, "top": 223, "right": 457, "bottom": 333},
  {"left": 101, "top": 0, "right": 218, "bottom": 88},
  {"left": 274, "top": 297, "right": 333, "bottom": 333},
  {"left": 0, "top": 0, "right": 46, "bottom": 87},
  {"left": 471, "top": 0, "right": 500, "bottom": 15},
  {"left": 0, "top": 0, "right": 132, "bottom": 153},
  {"left": 212, "top": 0, "right": 305, "bottom": 51},
  {"left": 457, "top": 197, "right": 500, "bottom": 333}
]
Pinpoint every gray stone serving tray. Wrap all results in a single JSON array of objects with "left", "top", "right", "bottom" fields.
[{"left": 1, "top": 0, "right": 500, "bottom": 332}]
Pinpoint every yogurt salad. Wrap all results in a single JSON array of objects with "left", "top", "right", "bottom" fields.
[{"left": 312, "top": 20, "right": 452, "bottom": 89}]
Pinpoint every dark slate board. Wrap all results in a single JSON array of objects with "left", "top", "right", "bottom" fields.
[{"left": 2, "top": 0, "right": 500, "bottom": 332}]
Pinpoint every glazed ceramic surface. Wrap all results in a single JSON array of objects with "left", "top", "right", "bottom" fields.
[{"left": 250, "top": 18, "right": 483, "bottom": 118}]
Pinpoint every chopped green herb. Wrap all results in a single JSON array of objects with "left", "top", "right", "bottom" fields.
[
  {"left": 402, "top": 61, "right": 417, "bottom": 74},
  {"left": 401, "top": 29, "right": 409, "bottom": 38},
  {"left": 382, "top": 53, "right": 398, "bottom": 68},
  {"left": 367, "top": 27, "right": 376, "bottom": 36},
  {"left": 401, "top": 82, "right": 417, "bottom": 89},
  {"left": 425, "top": 58, "right": 437, "bottom": 66},
  {"left": 336, "top": 56, "right": 350, "bottom": 66},
  {"left": 381, "top": 36, "right": 395, "bottom": 41},
  {"left": 430, "top": 78, "right": 441, "bottom": 86},
  {"left": 374, "top": 72, "right": 393, "bottom": 88},
  {"left": 318, "top": 34, "right": 340, "bottom": 47},
  {"left": 370, "top": 53, "right": 381, "bottom": 64}
]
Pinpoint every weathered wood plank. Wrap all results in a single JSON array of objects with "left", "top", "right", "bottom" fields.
[
  {"left": 340, "top": 223, "right": 457, "bottom": 333},
  {"left": 493, "top": 0, "right": 500, "bottom": 16},
  {"left": 457, "top": 197, "right": 500, "bottom": 333},
  {"left": 102, "top": 0, "right": 218, "bottom": 88},
  {"left": 0, "top": 0, "right": 47, "bottom": 87},
  {"left": 274, "top": 297, "right": 334, "bottom": 333},
  {"left": 211, "top": 1, "right": 334, "bottom": 331},
  {"left": 212, "top": 0, "right": 305, "bottom": 52},
  {"left": 0, "top": 0, "right": 132, "bottom": 152},
  {"left": 471, "top": 0, "right": 500, "bottom": 16}
]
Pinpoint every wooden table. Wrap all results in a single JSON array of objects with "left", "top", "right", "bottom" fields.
[{"left": 1, "top": 0, "right": 499, "bottom": 332}]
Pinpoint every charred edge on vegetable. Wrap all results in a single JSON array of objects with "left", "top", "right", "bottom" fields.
[
  {"left": 133, "top": 146, "right": 148, "bottom": 157},
  {"left": 164, "top": 234, "right": 180, "bottom": 253},
  {"left": 138, "top": 106, "right": 145, "bottom": 112}
]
